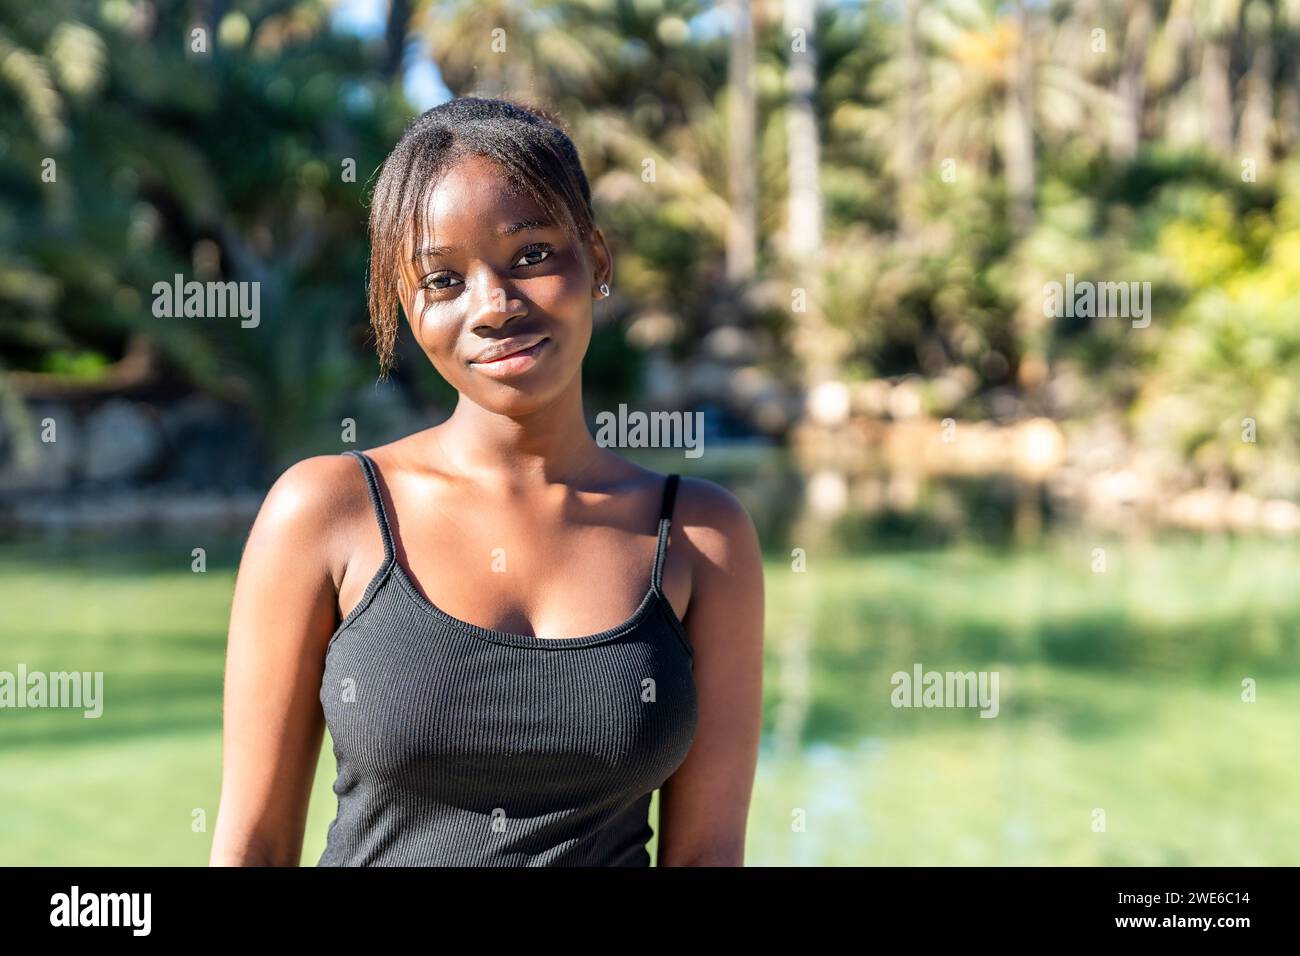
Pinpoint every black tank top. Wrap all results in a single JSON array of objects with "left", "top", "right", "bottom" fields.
[{"left": 317, "top": 450, "right": 698, "bottom": 866}]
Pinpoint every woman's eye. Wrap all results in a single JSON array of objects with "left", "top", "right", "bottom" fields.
[
  {"left": 514, "top": 245, "right": 552, "bottom": 268},
  {"left": 422, "top": 274, "right": 461, "bottom": 291}
]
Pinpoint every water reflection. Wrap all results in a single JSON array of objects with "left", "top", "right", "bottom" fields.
[
  {"left": 675, "top": 449, "right": 1300, "bottom": 864},
  {"left": 3, "top": 451, "right": 1298, "bottom": 864}
]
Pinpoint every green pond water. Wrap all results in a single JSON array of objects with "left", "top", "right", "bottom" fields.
[{"left": 1, "top": 465, "right": 1297, "bottom": 865}]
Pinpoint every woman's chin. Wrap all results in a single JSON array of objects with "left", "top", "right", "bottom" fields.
[{"left": 468, "top": 380, "right": 570, "bottom": 418}]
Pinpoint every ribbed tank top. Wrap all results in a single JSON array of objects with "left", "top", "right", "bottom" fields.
[{"left": 317, "top": 450, "right": 698, "bottom": 866}]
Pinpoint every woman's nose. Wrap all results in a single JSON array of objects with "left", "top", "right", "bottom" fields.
[{"left": 467, "top": 268, "right": 526, "bottom": 331}]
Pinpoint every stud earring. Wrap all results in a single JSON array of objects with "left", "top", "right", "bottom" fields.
[{"left": 598, "top": 282, "right": 610, "bottom": 298}]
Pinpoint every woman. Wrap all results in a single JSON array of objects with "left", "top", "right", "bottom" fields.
[{"left": 208, "top": 97, "right": 765, "bottom": 866}]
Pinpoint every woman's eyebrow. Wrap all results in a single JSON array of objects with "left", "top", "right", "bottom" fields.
[
  {"left": 408, "top": 219, "right": 557, "bottom": 263},
  {"left": 410, "top": 244, "right": 453, "bottom": 264},
  {"left": 499, "top": 217, "right": 555, "bottom": 236}
]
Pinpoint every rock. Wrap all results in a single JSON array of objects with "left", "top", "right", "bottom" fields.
[
  {"left": 83, "top": 399, "right": 163, "bottom": 483},
  {"left": 162, "top": 396, "right": 263, "bottom": 490},
  {"left": 1260, "top": 499, "right": 1300, "bottom": 535},
  {"left": 684, "top": 359, "right": 732, "bottom": 402},
  {"left": 701, "top": 326, "right": 759, "bottom": 362},
  {"left": 642, "top": 351, "right": 685, "bottom": 405},
  {"left": 0, "top": 401, "right": 78, "bottom": 492},
  {"left": 752, "top": 396, "right": 790, "bottom": 435},
  {"left": 806, "top": 469, "right": 849, "bottom": 518},
  {"left": 625, "top": 311, "right": 680, "bottom": 350},
  {"left": 807, "top": 380, "right": 851, "bottom": 427},
  {"left": 887, "top": 377, "right": 925, "bottom": 420}
]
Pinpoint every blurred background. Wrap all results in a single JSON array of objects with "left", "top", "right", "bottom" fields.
[{"left": 2, "top": 0, "right": 1298, "bottom": 865}]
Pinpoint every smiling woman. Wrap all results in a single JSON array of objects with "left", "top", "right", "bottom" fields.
[{"left": 207, "top": 96, "right": 765, "bottom": 868}]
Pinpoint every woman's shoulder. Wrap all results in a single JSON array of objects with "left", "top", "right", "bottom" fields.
[
  {"left": 673, "top": 474, "right": 760, "bottom": 551},
  {"left": 248, "top": 451, "right": 374, "bottom": 552},
  {"left": 621, "top": 459, "right": 759, "bottom": 554},
  {"left": 633, "top": 467, "right": 764, "bottom": 615},
  {"left": 226, "top": 451, "right": 376, "bottom": 600}
]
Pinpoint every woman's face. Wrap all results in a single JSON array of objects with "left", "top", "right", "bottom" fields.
[{"left": 396, "top": 152, "right": 611, "bottom": 416}]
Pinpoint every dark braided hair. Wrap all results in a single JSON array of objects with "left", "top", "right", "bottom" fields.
[{"left": 366, "top": 96, "right": 596, "bottom": 376}]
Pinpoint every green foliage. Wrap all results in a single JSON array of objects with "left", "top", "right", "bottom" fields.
[
  {"left": 0, "top": 1, "right": 413, "bottom": 464},
  {"left": 2, "top": 0, "right": 1299, "bottom": 489},
  {"left": 1133, "top": 159, "right": 1300, "bottom": 496}
]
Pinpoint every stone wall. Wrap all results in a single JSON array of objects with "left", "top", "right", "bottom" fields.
[{"left": 0, "top": 395, "right": 266, "bottom": 532}]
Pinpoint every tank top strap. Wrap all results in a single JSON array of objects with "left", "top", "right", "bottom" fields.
[
  {"left": 344, "top": 450, "right": 395, "bottom": 563},
  {"left": 650, "top": 473, "right": 680, "bottom": 595}
]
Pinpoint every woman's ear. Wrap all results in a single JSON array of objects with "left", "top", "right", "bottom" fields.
[{"left": 588, "top": 227, "right": 613, "bottom": 296}]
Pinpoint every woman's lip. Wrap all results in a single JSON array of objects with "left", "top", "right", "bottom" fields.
[{"left": 469, "top": 338, "right": 548, "bottom": 376}]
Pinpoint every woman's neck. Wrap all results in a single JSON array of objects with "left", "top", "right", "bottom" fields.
[{"left": 433, "top": 378, "right": 606, "bottom": 489}]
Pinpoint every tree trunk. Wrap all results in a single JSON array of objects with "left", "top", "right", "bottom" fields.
[
  {"left": 1003, "top": 0, "right": 1035, "bottom": 233},
  {"left": 897, "top": 0, "right": 923, "bottom": 238},
  {"left": 1279, "top": 76, "right": 1300, "bottom": 153},
  {"left": 385, "top": 0, "right": 412, "bottom": 82},
  {"left": 785, "top": 0, "right": 822, "bottom": 261},
  {"left": 1236, "top": 26, "right": 1275, "bottom": 170},
  {"left": 1201, "top": 38, "right": 1234, "bottom": 155},
  {"left": 727, "top": 0, "right": 757, "bottom": 284},
  {"left": 1110, "top": 0, "right": 1153, "bottom": 161},
  {"left": 784, "top": 0, "right": 836, "bottom": 387}
]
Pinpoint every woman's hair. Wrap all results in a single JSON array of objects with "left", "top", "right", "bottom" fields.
[{"left": 365, "top": 96, "right": 596, "bottom": 376}]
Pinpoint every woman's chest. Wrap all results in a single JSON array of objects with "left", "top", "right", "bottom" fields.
[{"left": 320, "top": 612, "right": 698, "bottom": 804}]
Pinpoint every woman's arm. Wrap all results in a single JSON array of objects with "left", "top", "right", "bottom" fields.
[
  {"left": 656, "top": 478, "right": 765, "bottom": 866},
  {"left": 208, "top": 456, "right": 357, "bottom": 866}
]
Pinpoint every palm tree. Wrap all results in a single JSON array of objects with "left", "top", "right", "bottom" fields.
[
  {"left": 0, "top": 27, "right": 66, "bottom": 149},
  {"left": 1235, "top": 0, "right": 1275, "bottom": 171},
  {"left": 1144, "top": 0, "right": 1243, "bottom": 158},
  {"left": 385, "top": 0, "right": 413, "bottom": 81},
  {"left": 1, "top": 0, "right": 421, "bottom": 469},
  {"left": 415, "top": 0, "right": 620, "bottom": 101},
  {"left": 1108, "top": 0, "right": 1156, "bottom": 161},
  {"left": 1003, "top": 0, "right": 1035, "bottom": 233},
  {"left": 896, "top": 0, "right": 923, "bottom": 238},
  {"left": 784, "top": 0, "right": 822, "bottom": 263},
  {"left": 905, "top": 0, "right": 1111, "bottom": 230},
  {"left": 783, "top": 0, "right": 839, "bottom": 388},
  {"left": 727, "top": 0, "right": 758, "bottom": 283},
  {"left": 1197, "top": 0, "right": 1238, "bottom": 156}
]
